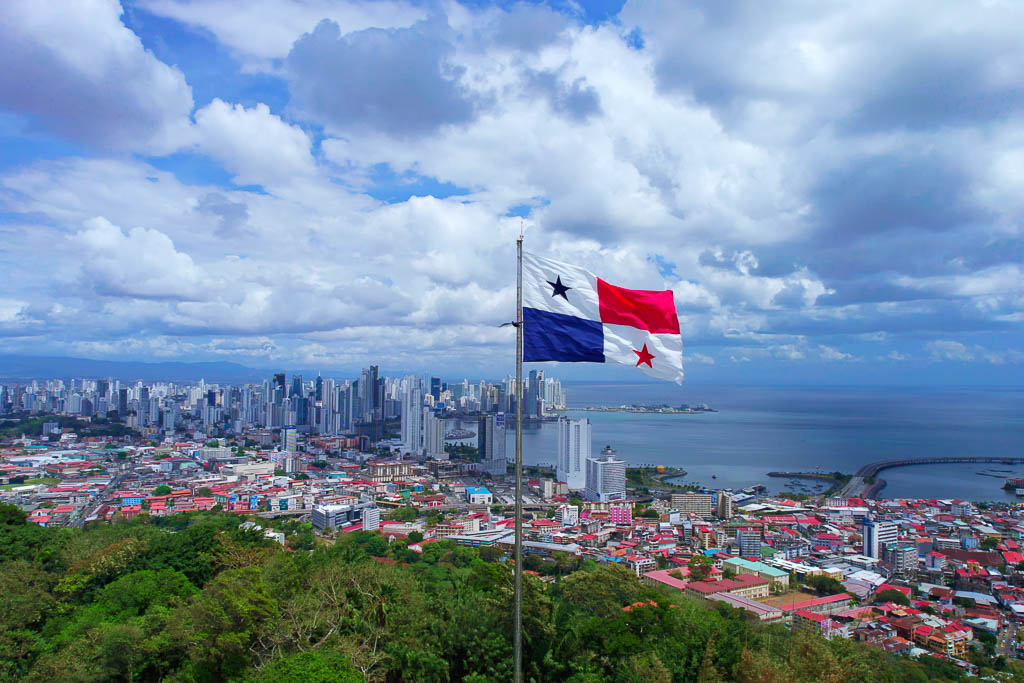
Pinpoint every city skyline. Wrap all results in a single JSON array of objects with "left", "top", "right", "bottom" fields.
[{"left": 2, "top": 1, "right": 1023, "bottom": 385}]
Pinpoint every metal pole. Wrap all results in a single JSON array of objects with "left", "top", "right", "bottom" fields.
[{"left": 514, "top": 235, "right": 524, "bottom": 683}]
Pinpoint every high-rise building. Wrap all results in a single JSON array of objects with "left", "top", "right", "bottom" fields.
[
  {"left": 282, "top": 426, "right": 298, "bottom": 452},
  {"left": 884, "top": 542, "right": 919, "bottom": 574},
  {"left": 862, "top": 518, "right": 899, "bottom": 558},
  {"left": 430, "top": 376, "right": 441, "bottom": 403},
  {"left": 717, "top": 492, "right": 733, "bottom": 519},
  {"left": 527, "top": 369, "right": 544, "bottom": 417},
  {"left": 273, "top": 373, "right": 286, "bottom": 404},
  {"left": 401, "top": 376, "right": 423, "bottom": 453},
  {"left": 736, "top": 527, "right": 762, "bottom": 557},
  {"left": 423, "top": 408, "right": 445, "bottom": 459},
  {"left": 478, "top": 413, "right": 507, "bottom": 476},
  {"left": 670, "top": 492, "right": 714, "bottom": 517},
  {"left": 608, "top": 504, "right": 632, "bottom": 525},
  {"left": 556, "top": 416, "right": 590, "bottom": 490},
  {"left": 584, "top": 444, "right": 626, "bottom": 502},
  {"left": 555, "top": 504, "right": 579, "bottom": 526},
  {"left": 359, "top": 366, "right": 380, "bottom": 420}
]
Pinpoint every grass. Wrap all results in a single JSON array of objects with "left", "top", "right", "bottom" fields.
[
  {"left": 759, "top": 590, "right": 819, "bottom": 608},
  {"left": 0, "top": 477, "right": 60, "bottom": 490}
]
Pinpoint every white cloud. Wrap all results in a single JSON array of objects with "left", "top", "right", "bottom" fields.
[
  {"left": 72, "top": 216, "right": 208, "bottom": 299},
  {"left": 141, "top": 0, "right": 424, "bottom": 67},
  {"left": 926, "top": 340, "right": 974, "bottom": 362},
  {"left": 192, "top": 99, "right": 318, "bottom": 188},
  {"left": 0, "top": 0, "right": 193, "bottom": 152}
]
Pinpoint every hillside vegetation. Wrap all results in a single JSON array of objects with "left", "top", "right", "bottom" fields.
[{"left": 0, "top": 504, "right": 991, "bottom": 682}]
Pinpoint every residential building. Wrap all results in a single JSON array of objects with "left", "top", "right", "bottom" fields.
[
  {"left": 862, "top": 518, "right": 898, "bottom": 558},
  {"left": 884, "top": 542, "right": 920, "bottom": 575},
  {"left": 556, "top": 416, "right": 590, "bottom": 490},
  {"left": 423, "top": 409, "right": 445, "bottom": 459},
  {"left": 736, "top": 527, "right": 762, "bottom": 557},
  {"left": 477, "top": 413, "right": 507, "bottom": 477},
  {"left": 556, "top": 504, "right": 579, "bottom": 526},
  {"left": 282, "top": 427, "right": 297, "bottom": 452},
  {"left": 584, "top": 445, "right": 626, "bottom": 502},
  {"left": 717, "top": 491, "right": 733, "bottom": 519},
  {"left": 400, "top": 375, "right": 423, "bottom": 454},
  {"left": 369, "top": 460, "right": 411, "bottom": 483},
  {"left": 671, "top": 492, "right": 713, "bottom": 517},
  {"left": 608, "top": 503, "right": 632, "bottom": 526}
]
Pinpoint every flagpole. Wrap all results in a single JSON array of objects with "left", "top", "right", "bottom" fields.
[{"left": 514, "top": 234, "right": 524, "bottom": 683}]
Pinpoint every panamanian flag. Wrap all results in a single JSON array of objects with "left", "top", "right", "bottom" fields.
[{"left": 522, "top": 252, "right": 684, "bottom": 384}]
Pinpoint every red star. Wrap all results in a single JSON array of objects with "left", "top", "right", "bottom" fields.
[{"left": 633, "top": 343, "right": 655, "bottom": 368}]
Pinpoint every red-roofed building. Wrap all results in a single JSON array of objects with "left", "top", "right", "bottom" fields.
[
  {"left": 783, "top": 593, "right": 853, "bottom": 617},
  {"left": 685, "top": 574, "right": 769, "bottom": 601}
]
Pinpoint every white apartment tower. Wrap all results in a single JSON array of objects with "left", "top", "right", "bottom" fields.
[
  {"left": 557, "top": 416, "right": 590, "bottom": 490},
  {"left": 862, "top": 518, "right": 899, "bottom": 558},
  {"left": 423, "top": 407, "right": 446, "bottom": 459},
  {"left": 401, "top": 375, "right": 424, "bottom": 454},
  {"left": 585, "top": 445, "right": 626, "bottom": 502}
]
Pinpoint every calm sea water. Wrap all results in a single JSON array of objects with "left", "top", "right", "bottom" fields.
[{"left": 456, "top": 383, "right": 1024, "bottom": 502}]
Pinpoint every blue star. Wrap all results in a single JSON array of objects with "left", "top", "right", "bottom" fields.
[{"left": 547, "top": 275, "right": 572, "bottom": 300}]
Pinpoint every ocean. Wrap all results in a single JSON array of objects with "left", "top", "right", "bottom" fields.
[{"left": 452, "top": 383, "right": 1024, "bottom": 502}]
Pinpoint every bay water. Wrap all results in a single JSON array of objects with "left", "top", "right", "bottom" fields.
[{"left": 453, "top": 383, "right": 1024, "bottom": 502}]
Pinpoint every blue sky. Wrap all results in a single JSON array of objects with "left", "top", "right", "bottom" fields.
[{"left": 0, "top": 0, "right": 1022, "bottom": 385}]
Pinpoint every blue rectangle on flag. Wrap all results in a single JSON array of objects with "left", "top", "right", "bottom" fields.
[{"left": 523, "top": 307, "right": 604, "bottom": 363}]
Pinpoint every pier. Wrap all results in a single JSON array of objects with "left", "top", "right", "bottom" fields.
[{"left": 837, "top": 456, "right": 1024, "bottom": 499}]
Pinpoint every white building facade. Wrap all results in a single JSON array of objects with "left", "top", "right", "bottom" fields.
[{"left": 557, "top": 416, "right": 590, "bottom": 490}]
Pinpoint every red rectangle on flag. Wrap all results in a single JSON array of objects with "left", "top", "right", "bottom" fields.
[{"left": 597, "top": 278, "right": 680, "bottom": 334}]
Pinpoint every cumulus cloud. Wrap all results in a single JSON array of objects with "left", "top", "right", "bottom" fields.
[
  {"left": 192, "top": 99, "right": 318, "bottom": 187},
  {"left": 71, "top": 217, "right": 208, "bottom": 299},
  {"left": 287, "top": 18, "right": 477, "bottom": 136},
  {"left": 141, "top": 0, "right": 424, "bottom": 66},
  {"left": 0, "top": 1, "right": 1022, "bottom": 379},
  {"left": 0, "top": 0, "right": 193, "bottom": 152}
]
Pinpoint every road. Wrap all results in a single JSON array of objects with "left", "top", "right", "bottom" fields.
[
  {"left": 73, "top": 463, "right": 135, "bottom": 528},
  {"left": 998, "top": 622, "right": 1018, "bottom": 658}
]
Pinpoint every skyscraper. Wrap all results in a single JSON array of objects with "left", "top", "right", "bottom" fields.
[
  {"left": 478, "top": 413, "right": 507, "bottom": 476},
  {"left": 527, "top": 369, "right": 539, "bottom": 417},
  {"left": 430, "top": 376, "right": 441, "bottom": 403},
  {"left": 423, "top": 408, "right": 445, "bottom": 459},
  {"left": 556, "top": 416, "right": 590, "bottom": 490},
  {"left": 584, "top": 444, "right": 626, "bottom": 502},
  {"left": 862, "top": 518, "right": 899, "bottom": 558},
  {"left": 401, "top": 375, "right": 423, "bottom": 453},
  {"left": 273, "top": 373, "right": 286, "bottom": 401},
  {"left": 359, "top": 366, "right": 380, "bottom": 420}
]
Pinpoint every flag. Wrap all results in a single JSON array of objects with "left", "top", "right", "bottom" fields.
[{"left": 522, "top": 252, "right": 684, "bottom": 384}]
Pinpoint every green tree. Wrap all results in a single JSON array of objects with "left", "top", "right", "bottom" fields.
[
  {"left": 181, "top": 566, "right": 278, "bottom": 680},
  {"left": 256, "top": 651, "right": 361, "bottom": 682},
  {"left": 875, "top": 588, "right": 910, "bottom": 606},
  {"left": 152, "top": 485, "right": 172, "bottom": 496},
  {"left": 689, "top": 555, "right": 714, "bottom": 582}
]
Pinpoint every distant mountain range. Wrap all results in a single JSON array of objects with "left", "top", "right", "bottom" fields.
[
  {"left": 0, "top": 354, "right": 426, "bottom": 384},
  {"left": 0, "top": 354, "right": 267, "bottom": 383}
]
